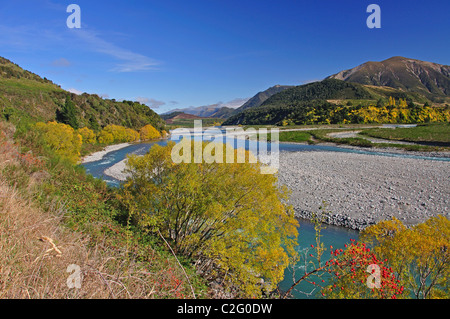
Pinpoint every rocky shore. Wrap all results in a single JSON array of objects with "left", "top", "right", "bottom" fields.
[
  {"left": 81, "top": 143, "right": 131, "bottom": 164},
  {"left": 104, "top": 159, "right": 129, "bottom": 181},
  {"left": 276, "top": 151, "right": 450, "bottom": 230}
]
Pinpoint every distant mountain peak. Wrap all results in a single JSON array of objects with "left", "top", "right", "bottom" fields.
[{"left": 328, "top": 56, "right": 450, "bottom": 96}]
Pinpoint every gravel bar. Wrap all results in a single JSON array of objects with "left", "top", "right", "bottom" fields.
[
  {"left": 277, "top": 151, "right": 450, "bottom": 230},
  {"left": 81, "top": 143, "right": 131, "bottom": 164}
]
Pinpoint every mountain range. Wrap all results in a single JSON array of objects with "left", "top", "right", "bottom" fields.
[
  {"left": 163, "top": 98, "right": 250, "bottom": 119},
  {"left": 1, "top": 55, "right": 449, "bottom": 129},
  {"left": 223, "top": 56, "right": 450, "bottom": 125},
  {"left": 165, "top": 86, "right": 294, "bottom": 119}
]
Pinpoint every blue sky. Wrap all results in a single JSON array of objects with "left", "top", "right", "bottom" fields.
[{"left": 1, "top": 0, "right": 449, "bottom": 114}]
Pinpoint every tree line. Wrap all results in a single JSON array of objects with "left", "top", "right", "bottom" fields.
[
  {"left": 34, "top": 121, "right": 165, "bottom": 164},
  {"left": 224, "top": 97, "right": 450, "bottom": 126}
]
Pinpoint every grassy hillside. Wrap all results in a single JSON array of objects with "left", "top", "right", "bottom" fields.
[
  {"left": 0, "top": 57, "right": 165, "bottom": 132},
  {"left": 162, "top": 111, "right": 224, "bottom": 128},
  {"left": 209, "top": 106, "right": 235, "bottom": 119},
  {"left": 260, "top": 79, "right": 374, "bottom": 107}
]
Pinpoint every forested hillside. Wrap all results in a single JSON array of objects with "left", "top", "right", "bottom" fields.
[
  {"left": 0, "top": 57, "right": 165, "bottom": 131},
  {"left": 223, "top": 79, "right": 450, "bottom": 126}
]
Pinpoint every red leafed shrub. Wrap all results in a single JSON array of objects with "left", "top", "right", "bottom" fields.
[{"left": 322, "top": 239, "right": 404, "bottom": 299}]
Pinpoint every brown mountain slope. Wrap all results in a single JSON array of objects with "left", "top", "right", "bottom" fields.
[{"left": 328, "top": 56, "right": 450, "bottom": 99}]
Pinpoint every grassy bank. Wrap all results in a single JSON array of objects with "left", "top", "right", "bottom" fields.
[
  {"left": 360, "top": 123, "right": 450, "bottom": 147},
  {"left": 274, "top": 124, "right": 449, "bottom": 152},
  {"left": 0, "top": 120, "right": 208, "bottom": 298}
]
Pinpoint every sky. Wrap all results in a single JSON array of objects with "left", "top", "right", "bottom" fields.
[{"left": 1, "top": 0, "right": 449, "bottom": 114}]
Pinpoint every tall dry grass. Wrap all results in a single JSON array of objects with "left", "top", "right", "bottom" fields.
[{"left": 0, "top": 121, "right": 197, "bottom": 299}]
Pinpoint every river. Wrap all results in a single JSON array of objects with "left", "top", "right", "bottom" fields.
[{"left": 80, "top": 130, "right": 447, "bottom": 298}]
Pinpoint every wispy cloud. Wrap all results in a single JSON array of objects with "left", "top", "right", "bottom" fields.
[
  {"left": 135, "top": 97, "right": 166, "bottom": 109},
  {"left": 51, "top": 58, "right": 71, "bottom": 67},
  {"left": 0, "top": 24, "right": 63, "bottom": 51},
  {"left": 0, "top": 21, "right": 159, "bottom": 73},
  {"left": 301, "top": 79, "right": 321, "bottom": 84},
  {"left": 67, "top": 88, "right": 83, "bottom": 95},
  {"left": 73, "top": 29, "right": 160, "bottom": 72},
  {"left": 220, "top": 97, "right": 249, "bottom": 109}
]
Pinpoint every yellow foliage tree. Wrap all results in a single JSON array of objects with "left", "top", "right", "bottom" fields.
[
  {"left": 97, "top": 130, "right": 114, "bottom": 144},
  {"left": 77, "top": 127, "right": 97, "bottom": 144},
  {"left": 120, "top": 141, "right": 298, "bottom": 297},
  {"left": 125, "top": 128, "right": 140, "bottom": 142},
  {"left": 398, "top": 98, "right": 408, "bottom": 108},
  {"left": 388, "top": 96, "right": 396, "bottom": 107},
  {"left": 97, "top": 124, "right": 140, "bottom": 144},
  {"left": 139, "top": 124, "right": 161, "bottom": 141},
  {"left": 360, "top": 215, "right": 450, "bottom": 299},
  {"left": 35, "top": 121, "right": 82, "bottom": 164}
]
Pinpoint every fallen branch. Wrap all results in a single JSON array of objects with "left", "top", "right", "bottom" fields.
[{"left": 38, "top": 236, "right": 62, "bottom": 256}]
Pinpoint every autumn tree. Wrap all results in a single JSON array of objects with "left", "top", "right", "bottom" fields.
[
  {"left": 119, "top": 141, "right": 298, "bottom": 298},
  {"left": 97, "top": 129, "right": 114, "bottom": 144},
  {"left": 388, "top": 96, "right": 396, "bottom": 107},
  {"left": 97, "top": 124, "right": 140, "bottom": 144},
  {"left": 321, "top": 240, "right": 404, "bottom": 299},
  {"left": 398, "top": 98, "right": 408, "bottom": 108},
  {"left": 360, "top": 216, "right": 450, "bottom": 299},
  {"left": 77, "top": 127, "right": 96, "bottom": 144},
  {"left": 281, "top": 209, "right": 403, "bottom": 299},
  {"left": 125, "top": 127, "right": 140, "bottom": 142},
  {"left": 35, "top": 121, "right": 82, "bottom": 164},
  {"left": 283, "top": 215, "right": 449, "bottom": 299},
  {"left": 139, "top": 124, "right": 161, "bottom": 141}
]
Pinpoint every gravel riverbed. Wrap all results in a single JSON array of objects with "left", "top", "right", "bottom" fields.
[
  {"left": 277, "top": 151, "right": 450, "bottom": 230},
  {"left": 90, "top": 141, "right": 450, "bottom": 231}
]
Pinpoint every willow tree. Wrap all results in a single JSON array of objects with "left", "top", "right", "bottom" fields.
[
  {"left": 35, "top": 121, "right": 82, "bottom": 164},
  {"left": 120, "top": 141, "right": 298, "bottom": 297},
  {"left": 77, "top": 127, "right": 97, "bottom": 144},
  {"left": 360, "top": 216, "right": 450, "bottom": 299},
  {"left": 139, "top": 124, "right": 161, "bottom": 141}
]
